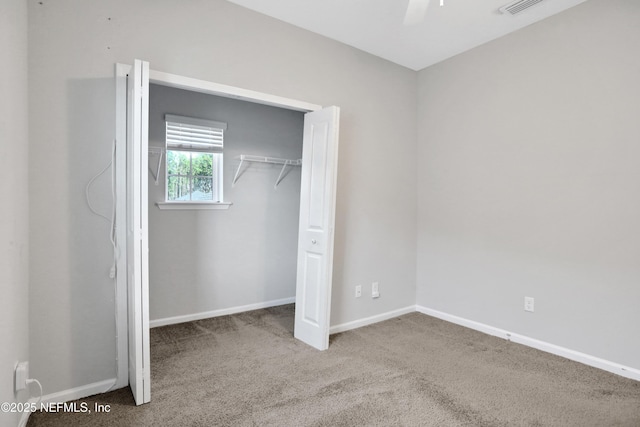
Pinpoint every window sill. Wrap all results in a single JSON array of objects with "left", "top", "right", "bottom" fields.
[{"left": 155, "top": 202, "right": 232, "bottom": 211}]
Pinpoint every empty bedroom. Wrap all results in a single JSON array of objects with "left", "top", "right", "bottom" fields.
[{"left": 1, "top": 0, "right": 639, "bottom": 426}]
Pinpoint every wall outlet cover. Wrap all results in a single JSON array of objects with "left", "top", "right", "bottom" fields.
[
  {"left": 15, "top": 361, "right": 29, "bottom": 392},
  {"left": 524, "top": 296, "right": 534, "bottom": 312}
]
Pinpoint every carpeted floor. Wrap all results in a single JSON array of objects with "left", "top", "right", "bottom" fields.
[{"left": 28, "top": 304, "right": 640, "bottom": 426}]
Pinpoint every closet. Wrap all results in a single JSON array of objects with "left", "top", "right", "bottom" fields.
[{"left": 147, "top": 84, "right": 305, "bottom": 326}]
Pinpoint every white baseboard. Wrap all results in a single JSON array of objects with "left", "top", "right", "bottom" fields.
[
  {"left": 40, "top": 378, "right": 119, "bottom": 404},
  {"left": 416, "top": 305, "right": 640, "bottom": 382},
  {"left": 18, "top": 405, "right": 32, "bottom": 427},
  {"left": 330, "top": 305, "right": 416, "bottom": 334},
  {"left": 149, "top": 297, "right": 296, "bottom": 328},
  {"left": 18, "top": 378, "right": 119, "bottom": 427}
]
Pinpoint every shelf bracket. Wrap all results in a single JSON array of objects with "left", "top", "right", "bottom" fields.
[
  {"left": 148, "top": 147, "right": 164, "bottom": 185},
  {"left": 275, "top": 163, "right": 290, "bottom": 188},
  {"left": 232, "top": 156, "right": 246, "bottom": 186}
]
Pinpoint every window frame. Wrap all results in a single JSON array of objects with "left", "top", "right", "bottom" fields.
[{"left": 162, "top": 115, "right": 227, "bottom": 205}]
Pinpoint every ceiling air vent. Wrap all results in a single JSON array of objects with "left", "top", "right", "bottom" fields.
[{"left": 499, "top": 0, "right": 545, "bottom": 15}]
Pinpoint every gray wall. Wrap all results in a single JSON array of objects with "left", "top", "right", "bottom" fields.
[
  {"left": 0, "top": 0, "right": 30, "bottom": 425},
  {"left": 416, "top": 0, "right": 640, "bottom": 369},
  {"left": 28, "top": 0, "right": 418, "bottom": 395},
  {"left": 148, "top": 84, "right": 304, "bottom": 321}
]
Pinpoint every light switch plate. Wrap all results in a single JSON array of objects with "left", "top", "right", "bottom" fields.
[{"left": 372, "top": 282, "right": 380, "bottom": 299}]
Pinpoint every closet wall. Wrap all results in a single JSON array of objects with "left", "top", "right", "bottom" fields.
[{"left": 148, "top": 84, "right": 305, "bottom": 323}]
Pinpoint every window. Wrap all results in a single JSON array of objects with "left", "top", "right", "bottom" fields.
[{"left": 165, "top": 115, "right": 227, "bottom": 203}]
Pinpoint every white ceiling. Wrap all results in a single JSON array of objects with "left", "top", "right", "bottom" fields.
[{"left": 226, "top": 0, "right": 589, "bottom": 71}]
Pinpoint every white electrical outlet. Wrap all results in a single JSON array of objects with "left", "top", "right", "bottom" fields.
[
  {"left": 15, "top": 361, "right": 29, "bottom": 392},
  {"left": 355, "top": 285, "right": 362, "bottom": 298},
  {"left": 372, "top": 282, "right": 380, "bottom": 299},
  {"left": 524, "top": 296, "right": 534, "bottom": 312}
]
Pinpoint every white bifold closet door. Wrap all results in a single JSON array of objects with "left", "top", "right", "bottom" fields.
[
  {"left": 294, "top": 106, "right": 340, "bottom": 351},
  {"left": 126, "top": 59, "right": 151, "bottom": 405}
]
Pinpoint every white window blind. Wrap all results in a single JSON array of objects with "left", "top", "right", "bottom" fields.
[{"left": 165, "top": 114, "right": 227, "bottom": 152}]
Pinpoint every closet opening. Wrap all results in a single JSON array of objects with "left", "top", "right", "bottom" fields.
[
  {"left": 115, "top": 61, "right": 340, "bottom": 405},
  {"left": 147, "top": 83, "right": 305, "bottom": 329}
]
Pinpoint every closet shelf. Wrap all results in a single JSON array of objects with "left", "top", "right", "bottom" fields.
[{"left": 232, "top": 154, "right": 302, "bottom": 188}]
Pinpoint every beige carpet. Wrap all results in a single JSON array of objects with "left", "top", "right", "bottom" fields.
[{"left": 28, "top": 305, "right": 640, "bottom": 426}]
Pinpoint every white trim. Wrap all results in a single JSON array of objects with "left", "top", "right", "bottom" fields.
[
  {"left": 18, "top": 407, "right": 32, "bottom": 427},
  {"left": 18, "top": 378, "right": 119, "bottom": 427},
  {"left": 329, "top": 306, "right": 416, "bottom": 335},
  {"left": 149, "top": 70, "right": 322, "bottom": 113},
  {"left": 416, "top": 306, "right": 506, "bottom": 339},
  {"left": 156, "top": 201, "right": 232, "bottom": 210},
  {"left": 416, "top": 305, "right": 640, "bottom": 382},
  {"left": 114, "top": 64, "right": 130, "bottom": 390},
  {"left": 45, "top": 378, "right": 119, "bottom": 405},
  {"left": 149, "top": 297, "right": 295, "bottom": 328}
]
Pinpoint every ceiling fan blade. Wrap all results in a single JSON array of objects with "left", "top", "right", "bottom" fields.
[{"left": 404, "top": 0, "right": 431, "bottom": 26}]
